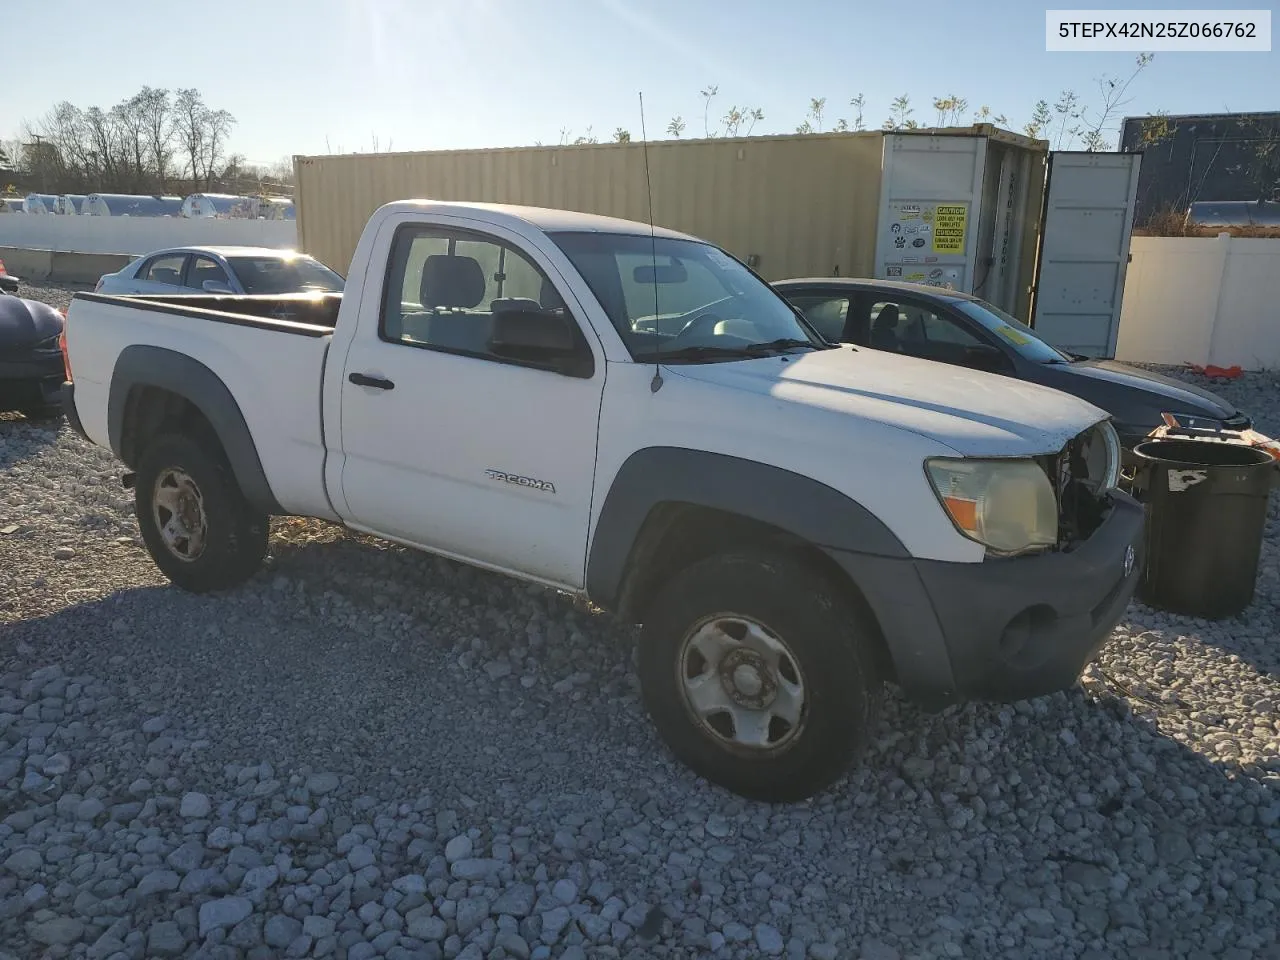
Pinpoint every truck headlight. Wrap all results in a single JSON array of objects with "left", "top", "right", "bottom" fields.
[{"left": 926, "top": 457, "right": 1058, "bottom": 556}]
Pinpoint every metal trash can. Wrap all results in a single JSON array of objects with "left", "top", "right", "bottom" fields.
[{"left": 1129, "top": 438, "right": 1275, "bottom": 618}]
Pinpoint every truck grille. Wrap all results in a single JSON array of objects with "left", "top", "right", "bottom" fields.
[{"left": 1043, "top": 423, "right": 1115, "bottom": 548}]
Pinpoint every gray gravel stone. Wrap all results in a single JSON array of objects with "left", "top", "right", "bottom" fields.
[
  {"left": 265, "top": 915, "right": 303, "bottom": 948},
  {"left": 28, "top": 917, "right": 85, "bottom": 946},
  {"left": 136, "top": 870, "right": 180, "bottom": 896},
  {"left": 199, "top": 897, "right": 253, "bottom": 937},
  {"left": 180, "top": 792, "right": 212, "bottom": 818},
  {"left": 147, "top": 921, "right": 188, "bottom": 958},
  {"left": 0, "top": 335, "right": 1278, "bottom": 960}
]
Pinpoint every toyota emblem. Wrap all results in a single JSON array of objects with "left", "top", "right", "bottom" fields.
[{"left": 1123, "top": 544, "right": 1135, "bottom": 577}]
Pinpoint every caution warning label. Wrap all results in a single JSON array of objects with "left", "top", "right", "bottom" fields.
[{"left": 932, "top": 204, "right": 968, "bottom": 255}]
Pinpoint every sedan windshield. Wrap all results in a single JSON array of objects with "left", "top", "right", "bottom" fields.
[
  {"left": 548, "top": 232, "right": 826, "bottom": 361},
  {"left": 227, "top": 255, "right": 345, "bottom": 295},
  {"left": 949, "top": 297, "right": 1071, "bottom": 364}
]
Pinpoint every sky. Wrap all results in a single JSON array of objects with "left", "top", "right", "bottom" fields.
[{"left": 2, "top": 0, "right": 1276, "bottom": 166}]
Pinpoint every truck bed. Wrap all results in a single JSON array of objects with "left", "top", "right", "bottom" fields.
[{"left": 65, "top": 291, "right": 340, "bottom": 522}]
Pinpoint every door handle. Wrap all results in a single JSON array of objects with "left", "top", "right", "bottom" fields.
[{"left": 348, "top": 372, "right": 395, "bottom": 390}]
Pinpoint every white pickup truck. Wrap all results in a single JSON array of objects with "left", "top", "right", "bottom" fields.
[{"left": 60, "top": 200, "right": 1143, "bottom": 802}]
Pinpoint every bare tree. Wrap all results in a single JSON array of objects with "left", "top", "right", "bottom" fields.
[
  {"left": 202, "top": 108, "right": 235, "bottom": 187},
  {"left": 134, "top": 87, "right": 175, "bottom": 188},
  {"left": 1077, "top": 53, "right": 1155, "bottom": 151},
  {"left": 174, "top": 88, "right": 207, "bottom": 185}
]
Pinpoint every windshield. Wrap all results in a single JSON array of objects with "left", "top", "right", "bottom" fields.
[
  {"left": 548, "top": 231, "right": 825, "bottom": 361},
  {"left": 949, "top": 297, "right": 1071, "bottom": 364},
  {"left": 226, "top": 255, "right": 345, "bottom": 295}
]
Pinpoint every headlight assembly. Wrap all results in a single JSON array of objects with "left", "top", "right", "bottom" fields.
[{"left": 926, "top": 457, "right": 1058, "bottom": 556}]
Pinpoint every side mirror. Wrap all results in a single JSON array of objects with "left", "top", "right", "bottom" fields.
[
  {"left": 489, "top": 299, "right": 590, "bottom": 376},
  {"left": 964, "top": 344, "right": 1011, "bottom": 373},
  {"left": 202, "top": 279, "right": 233, "bottom": 294}
]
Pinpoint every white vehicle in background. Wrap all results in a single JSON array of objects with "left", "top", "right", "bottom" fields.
[
  {"left": 0, "top": 198, "right": 26, "bottom": 214},
  {"left": 94, "top": 246, "right": 345, "bottom": 296}
]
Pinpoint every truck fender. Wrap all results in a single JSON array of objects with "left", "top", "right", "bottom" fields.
[
  {"left": 107, "top": 345, "right": 283, "bottom": 515},
  {"left": 586, "top": 446, "right": 911, "bottom": 610}
]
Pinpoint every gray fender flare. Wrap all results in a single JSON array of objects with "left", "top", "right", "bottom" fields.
[
  {"left": 107, "top": 345, "right": 283, "bottom": 515},
  {"left": 585, "top": 446, "right": 910, "bottom": 612}
]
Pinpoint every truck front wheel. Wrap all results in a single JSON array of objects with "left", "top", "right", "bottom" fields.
[
  {"left": 135, "top": 433, "right": 268, "bottom": 593},
  {"left": 638, "top": 550, "right": 883, "bottom": 802}
]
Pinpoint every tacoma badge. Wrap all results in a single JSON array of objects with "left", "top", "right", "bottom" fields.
[{"left": 485, "top": 469, "right": 556, "bottom": 494}]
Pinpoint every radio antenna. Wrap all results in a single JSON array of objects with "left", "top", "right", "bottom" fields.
[{"left": 639, "top": 92, "right": 663, "bottom": 393}]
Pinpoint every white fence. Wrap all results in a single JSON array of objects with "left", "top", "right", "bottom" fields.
[
  {"left": 1115, "top": 235, "right": 1280, "bottom": 371},
  {"left": 0, "top": 214, "right": 296, "bottom": 256}
]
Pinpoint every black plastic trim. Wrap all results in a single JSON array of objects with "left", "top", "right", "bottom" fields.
[
  {"left": 60, "top": 381, "right": 90, "bottom": 441},
  {"left": 836, "top": 491, "right": 1145, "bottom": 710},
  {"left": 586, "top": 447, "right": 910, "bottom": 611},
  {"left": 107, "top": 345, "right": 285, "bottom": 515}
]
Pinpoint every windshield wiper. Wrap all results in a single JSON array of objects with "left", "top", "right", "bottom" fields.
[
  {"left": 743, "top": 338, "right": 820, "bottom": 355},
  {"left": 634, "top": 339, "right": 820, "bottom": 364},
  {"left": 633, "top": 344, "right": 765, "bottom": 363}
]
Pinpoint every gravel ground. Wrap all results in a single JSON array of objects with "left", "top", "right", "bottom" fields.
[{"left": 1, "top": 280, "right": 1278, "bottom": 960}]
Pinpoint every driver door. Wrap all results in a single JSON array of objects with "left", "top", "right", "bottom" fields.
[{"left": 336, "top": 219, "right": 607, "bottom": 588}]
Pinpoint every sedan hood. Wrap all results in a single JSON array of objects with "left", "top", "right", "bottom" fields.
[
  {"left": 673, "top": 345, "right": 1108, "bottom": 457},
  {"left": 1061, "top": 359, "right": 1237, "bottom": 419},
  {"left": 0, "top": 296, "right": 64, "bottom": 350}
]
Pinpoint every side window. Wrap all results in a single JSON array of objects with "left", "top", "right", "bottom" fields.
[
  {"left": 381, "top": 226, "right": 579, "bottom": 365},
  {"left": 142, "top": 254, "right": 188, "bottom": 287},
  {"left": 869, "top": 298, "right": 1003, "bottom": 369},
  {"left": 784, "top": 294, "right": 850, "bottom": 342},
  {"left": 188, "top": 256, "right": 230, "bottom": 290}
]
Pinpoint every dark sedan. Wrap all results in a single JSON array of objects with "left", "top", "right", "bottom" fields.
[
  {"left": 774, "top": 278, "right": 1251, "bottom": 454},
  {"left": 0, "top": 296, "right": 66, "bottom": 418}
]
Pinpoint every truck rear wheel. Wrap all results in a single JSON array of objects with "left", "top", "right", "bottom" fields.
[
  {"left": 638, "top": 550, "right": 883, "bottom": 802},
  {"left": 135, "top": 433, "right": 268, "bottom": 593}
]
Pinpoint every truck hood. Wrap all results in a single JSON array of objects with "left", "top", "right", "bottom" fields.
[{"left": 672, "top": 346, "right": 1108, "bottom": 457}]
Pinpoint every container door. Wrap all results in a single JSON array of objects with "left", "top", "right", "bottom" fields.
[
  {"left": 1029, "top": 151, "right": 1142, "bottom": 358},
  {"left": 873, "top": 133, "right": 987, "bottom": 293}
]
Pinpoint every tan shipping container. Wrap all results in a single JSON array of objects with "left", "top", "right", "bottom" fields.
[
  {"left": 295, "top": 132, "right": 889, "bottom": 281},
  {"left": 293, "top": 125, "right": 1049, "bottom": 321}
]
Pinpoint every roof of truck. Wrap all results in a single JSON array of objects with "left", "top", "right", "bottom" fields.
[{"left": 378, "top": 200, "right": 700, "bottom": 241}]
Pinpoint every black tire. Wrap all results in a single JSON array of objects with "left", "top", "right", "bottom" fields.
[
  {"left": 638, "top": 550, "right": 883, "bottom": 803},
  {"left": 135, "top": 433, "right": 268, "bottom": 593}
]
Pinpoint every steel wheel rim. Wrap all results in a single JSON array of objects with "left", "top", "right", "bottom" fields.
[
  {"left": 676, "top": 614, "right": 808, "bottom": 754},
  {"left": 152, "top": 468, "right": 208, "bottom": 562}
]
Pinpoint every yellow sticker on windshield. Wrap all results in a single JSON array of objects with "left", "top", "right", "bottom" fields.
[{"left": 994, "top": 324, "right": 1032, "bottom": 346}]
